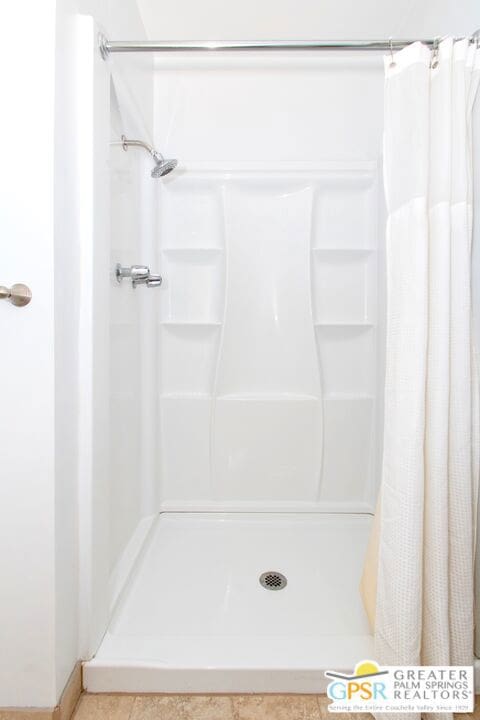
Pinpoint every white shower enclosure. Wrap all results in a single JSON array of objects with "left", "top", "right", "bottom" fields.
[{"left": 80, "top": 20, "right": 387, "bottom": 692}]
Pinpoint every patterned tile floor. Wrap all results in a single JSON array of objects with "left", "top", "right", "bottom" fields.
[{"left": 72, "top": 694, "right": 480, "bottom": 720}]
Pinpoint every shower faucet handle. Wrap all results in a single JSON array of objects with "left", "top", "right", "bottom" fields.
[
  {"left": 115, "top": 264, "right": 162, "bottom": 288},
  {"left": 146, "top": 274, "right": 162, "bottom": 288},
  {"left": 116, "top": 264, "right": 150, "bottom": 284}
]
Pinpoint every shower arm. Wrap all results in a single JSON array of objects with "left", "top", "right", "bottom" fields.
[
  {"left": 111, "top": 135, "right": 178, "bottom": 177},
  {"left": 119, "top": 136, "right": 162, "bottom": 161}
]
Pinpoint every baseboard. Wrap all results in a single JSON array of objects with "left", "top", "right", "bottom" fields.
[
  {"left": 57, "top": 662, "right": 83, "bottom": 720},
  {"left": 0, "top": 710, "right": 57, "bottom": 720},
  {"left": 0, "top": 662, "right": 82, "bottom": 720}
]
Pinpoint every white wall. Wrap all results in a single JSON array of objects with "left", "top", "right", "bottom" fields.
[
  {"left": 0, "top": 0, "right": 150, "bottom": 709},
  {"left": 55, "top": 0, "right": 83, "bottom": 700},
  {"left": 76, "top": 0, "right": 156, "bottom": 668},
  {"left": 57, "top": 0, "right": 154, "bottom": 700},
  {"left": 0, "top": 1, "right": 57, "bottom": 708},
  {"left": 137, "top": 0, "right": 479, "bottom": 41}
]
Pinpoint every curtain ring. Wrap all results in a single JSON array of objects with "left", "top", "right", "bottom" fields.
[
  {"left": 431, "top": 37, "right": 439, "bottom": 69},
  {"left": 389, "top": 37, "right": 396, "bottom": 68}
]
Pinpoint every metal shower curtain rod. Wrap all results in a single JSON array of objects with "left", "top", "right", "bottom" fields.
[{"left": 98, "top": 34, "right": 479, "bottom": 58}]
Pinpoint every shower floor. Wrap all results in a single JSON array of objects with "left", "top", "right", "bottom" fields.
[{"left": 84, "top": 513, "right": 373, "bottom": 693}]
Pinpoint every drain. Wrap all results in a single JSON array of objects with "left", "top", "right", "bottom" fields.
[{"left": 259, "top": 571, "right": 287, "bottom": 591}]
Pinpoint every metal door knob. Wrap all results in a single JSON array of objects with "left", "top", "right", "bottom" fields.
[{"left": 0, "top": 283, "right": 32, "bottom": 307}]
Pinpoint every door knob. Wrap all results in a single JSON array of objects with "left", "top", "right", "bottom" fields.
[{"left": 0, "top": 283, "right": 32, "bottom": 307}]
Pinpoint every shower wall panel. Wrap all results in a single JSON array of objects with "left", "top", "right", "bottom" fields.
[
  {"left": 157, "top": 165, "right": 381, "bottom": 511},
  {"left": 153, "top": 57, "right": 385, "bottom": 512},
  {"left": 109, "top": 86, "right": 158, "bottom": 576},
  {"left": 109, "top": 131, "right": 144, "bottom": 571}
]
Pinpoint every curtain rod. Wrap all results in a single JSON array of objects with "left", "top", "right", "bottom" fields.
[{"left": 98, "top": 34, "right": 479, "bottom": 59}]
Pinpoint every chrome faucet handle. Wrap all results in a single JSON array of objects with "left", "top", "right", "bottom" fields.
[
  {"left": 146, "top": 274, "right": 162, "bottom": 288},
  {"left": 115, "top": 263, "right": 162, "bottom": 288},
  {"left": 116, "top": 264, "right": 150, "bottom": 284}
]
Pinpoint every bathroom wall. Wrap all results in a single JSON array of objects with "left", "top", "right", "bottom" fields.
[
  {"left": 0, "top": 0, "right": 152, "bottom": 708},
  {"left": 152, "top": 54, "right": 385, "bottom": 512},
  {"left": 137, "top": 0, "right": 479, "bottom": 42},
  {"left": 55, "top": 0, "right": 83, "bottom": 698},
  {"left": 0, "top": 1, "right": 58, "bottom": 708},
  {"left": 58, "top": 0, "right": 155, "bottom": 697},
  {"left": 76, "top": 2, "right": 156, "bottom": 665}
]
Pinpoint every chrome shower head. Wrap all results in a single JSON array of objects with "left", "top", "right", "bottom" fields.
[
  {"left": 120, "top": 136, "right": 178, "bottom": 178},
  {"left": 151, "top": 156, "right": 178, "bottom": 178}
]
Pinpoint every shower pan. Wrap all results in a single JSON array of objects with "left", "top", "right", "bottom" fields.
[
  {"left": 82, "top": 23, "right": 390, "bottom": 694},
  {"left": 87, "top": 514, "right": 372, "bottom": 692}
]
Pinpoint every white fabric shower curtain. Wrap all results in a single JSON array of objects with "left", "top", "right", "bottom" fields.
[{"left": 370, "top": 37, "right": 480, "bottom": 680}]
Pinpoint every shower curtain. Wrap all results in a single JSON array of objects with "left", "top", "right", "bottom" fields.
[{"left": 361, "top": 37, "right": 480, "bottom": 689}]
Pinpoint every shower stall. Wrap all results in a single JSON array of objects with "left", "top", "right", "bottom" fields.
[{"left": 78, "top": 21, "right": 479, "bottom": 693}]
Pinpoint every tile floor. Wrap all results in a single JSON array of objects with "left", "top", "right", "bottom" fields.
[{"left": 72, "top": 694, "right": 480, "bottom": 720}]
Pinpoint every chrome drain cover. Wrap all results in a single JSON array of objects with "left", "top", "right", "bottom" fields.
[{"left": 259, "top": 571, "right": 287, "bottom": 591}]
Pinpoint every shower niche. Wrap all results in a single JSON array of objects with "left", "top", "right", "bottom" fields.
[{"left": 156, "top": 165, "right": 381, "bottom": 511}]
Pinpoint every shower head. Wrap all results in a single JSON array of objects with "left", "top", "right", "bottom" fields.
[
  {"left": 120, "top": 135, "right": 178, "bottom": 178},
  {"left": 151, "top": 154, "right": 178, "bottom": 178}
]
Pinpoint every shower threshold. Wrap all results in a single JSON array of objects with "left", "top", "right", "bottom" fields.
[{"left": 84, "top": 512, "right": 373, "bottom": 693}]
